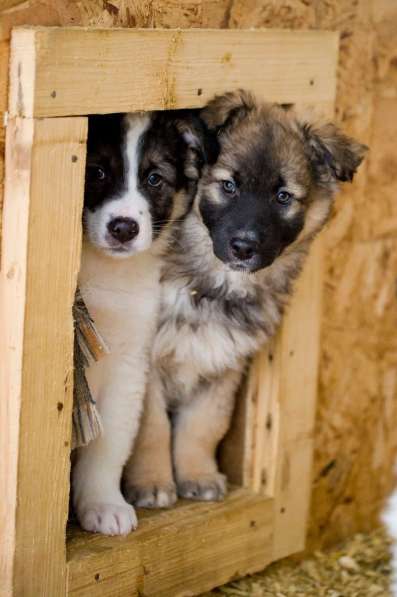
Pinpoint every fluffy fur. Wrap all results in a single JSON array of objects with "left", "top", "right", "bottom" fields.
[
  {"left": 73, "top": 110, "right": 201, "bottom": 534},
  {"left": 124, "top": 91, "right": 367, "bottom": 508}
]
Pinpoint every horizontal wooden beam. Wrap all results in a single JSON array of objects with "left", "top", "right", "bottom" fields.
[
  {"left": 67, "top": 490, "right": 273, "bottom": 597},
  {"left": 9, "top": 27, "right": 338, "bottom": 118}
]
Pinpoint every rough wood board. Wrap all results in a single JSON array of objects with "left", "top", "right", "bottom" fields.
[
  {"left": 67, "top": 490, "right": 274, "bottom": 597},
  {"left": 272, "top": 242, "right": 323, "bottom": 560},
  {"left": 223, "top": 240, "right": 323, "bottom": 559},
  {"left": 0, "top": 116, "right": 87, "bottom": 597},
  {"left": 0, "top": 39, "right": 10, "bottom": 268},
  {"left": 8, "top": 27, "right": 338, "bottom": 117}
]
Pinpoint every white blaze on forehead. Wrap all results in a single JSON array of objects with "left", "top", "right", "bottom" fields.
[
  {"left": 124, "top": 112, "right": 151, "bottom": 201},
  {"left": 111, "top": 112, "right": 152, "bottom": 252},
  {"left": 84, "top": 112, "right": 155, "bottom": 257}
]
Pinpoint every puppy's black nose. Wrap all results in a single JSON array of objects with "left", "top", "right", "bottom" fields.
[
  {"left": 230, "top": 237, "right": 259, "bottom": 261},
  {"left": 107, "top": 217, "right": 139, "bottom": 243}
]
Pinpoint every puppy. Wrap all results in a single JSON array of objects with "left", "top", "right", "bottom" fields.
[
  {"left": 124, "top": 91, "right": 367, "bottom": 508},
  {"left": 73, "top": 111, "right": 202, "bottom": 534}
]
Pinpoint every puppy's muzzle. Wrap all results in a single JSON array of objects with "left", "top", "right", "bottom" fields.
[
  {"left": 230, "top": 235, "right": 259, "bottom": 262},
  {"left": 107, "top": 217, "right": 139, "bottom": 243}
]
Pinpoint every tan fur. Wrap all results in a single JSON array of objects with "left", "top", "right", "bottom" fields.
[{"left": 124, "top": 372, "right": 176, "bottom": 508}]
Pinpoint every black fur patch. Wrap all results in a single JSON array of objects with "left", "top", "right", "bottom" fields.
[
  {"left": 84, "top": 114, "right": 126, "bottom": 212},
  {"left": 84, "top": 110, "right": 208, "bottom": 237}
]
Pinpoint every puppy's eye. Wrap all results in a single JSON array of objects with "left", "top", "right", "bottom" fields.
[
  {"left": 147, "top": 172, "right": 163, "bottom": 187},
  {"left": 276, "top": 190, "right": 293, "bottom": 204},
  {"left": 88, "top": 165, "right": 106, "bottom": 181},
  {"left": 222, "top": 180, "right": 236, "bottom": 195}
]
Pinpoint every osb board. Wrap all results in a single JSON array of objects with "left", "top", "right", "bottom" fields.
[{"left": 1, "top": 0, "right": 397, "bottom": 551}]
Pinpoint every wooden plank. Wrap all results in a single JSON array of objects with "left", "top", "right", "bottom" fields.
[
  {"left": 8, "top": 27, "right": 338, "bottom": 118},
  {"left": 67, "top": 490, "right": 273, "bottom": 597},
  {"left": 0, "top": 116, "right": 87, "bottom": 596},
  {"left": 240, "top": 242, "right": 323, "bottom": 560},
  {"left": 271, "top": 241, "right": 323, "bottom": 559},
  {"left": 0, "top": 39, "right": 10, "bottom": 269}
]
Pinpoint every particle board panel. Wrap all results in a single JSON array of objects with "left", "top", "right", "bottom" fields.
[{"left": 8, "top": 27, "right": 338, "bottom": 118}]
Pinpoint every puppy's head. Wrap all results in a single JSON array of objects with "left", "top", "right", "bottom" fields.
[
  {"left": 84, "top": 111, "right": 203, "bottom": 258},
  {"left": 197, "top": 90, "right": 367, "bottom": 273}
]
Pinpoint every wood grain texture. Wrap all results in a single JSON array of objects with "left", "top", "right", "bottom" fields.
[
  {"left": 0, "top": 116, "right": 87, "bottom": 597},
  {"left": 223, "top": 242, "right": 323, "bottom": 560},
  {"left": 8, "top": 27, "right": 338, "bottom": 117},
  {"left": 271, "top": 242, "right": 323, "bottom": 559},
  {"left": 67, "top": 489, "right": 273, "bottom": 597},
  {"left": 0, "top": 39, "right": 10, "bottom": 268}
]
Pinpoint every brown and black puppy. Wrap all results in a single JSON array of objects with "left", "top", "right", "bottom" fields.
[{"left": 123, "top": 91, "right": 367, "bottom": 507}]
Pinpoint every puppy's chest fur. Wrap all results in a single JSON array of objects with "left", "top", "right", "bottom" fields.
[
  {"left": 79, "top": 243, "right": 160, "bottom": 359},
  {"left": 152, "top": 215, "right": 304, "bottom": 407}
]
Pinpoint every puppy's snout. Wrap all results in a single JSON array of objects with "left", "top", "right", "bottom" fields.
[
  {"left": 230, "top": 236, "right": 259, "bottom": 261},
  {"left": 107, "top": 217, "right": 139, "bottom": 243}
]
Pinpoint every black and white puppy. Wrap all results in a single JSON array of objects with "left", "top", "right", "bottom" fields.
[
  {"left": 124, "top": 91, "right": 367, "bottom": 508},
  {"left": 73, "top": 111, "right": 201, "bottom": 535}
]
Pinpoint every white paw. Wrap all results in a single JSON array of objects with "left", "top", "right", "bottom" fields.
[{"left": 78, "top": 502, "right": 138, "bottom": 535}]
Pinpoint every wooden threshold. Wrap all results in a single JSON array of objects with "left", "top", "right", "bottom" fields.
[{"left": 67, "top": 489, "right": 274, "bottom": 597}]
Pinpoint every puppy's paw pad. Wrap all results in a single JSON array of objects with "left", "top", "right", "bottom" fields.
[
  {"left": 79, "top": 502, "right": 137, "bottom": 535},
  {"left": 125, "top": 482, "right": 177, "bottom": 509},
  {"left": 177, "top": 473, "right": 227, "bottom": 501}
]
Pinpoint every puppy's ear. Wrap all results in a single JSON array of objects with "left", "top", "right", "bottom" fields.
[
  {"left": 174, "top": 114, "right": 219, "bottom": 179},
  {"left": 201, "top": 89, "right": 255, "bottom": 134},
  {"left": 302, "top": 122, "right": 368, "bottom": 184}
]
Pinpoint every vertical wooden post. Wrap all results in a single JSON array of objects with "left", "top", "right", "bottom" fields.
[
  {"left": 0, "top": 116, "right": 87, "bottom": 596},
  {"left": 222, "top": 243, "right": 322, "bottom": 552}
]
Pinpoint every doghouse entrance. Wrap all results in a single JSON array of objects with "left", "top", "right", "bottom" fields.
[{"left": 0, "top": 26, "right": 337, "bottom": 596}]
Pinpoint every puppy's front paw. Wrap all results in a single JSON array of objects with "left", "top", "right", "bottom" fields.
[
  {"left": 125, "top": 482, "right": 177, "bottom": 509},
  {"left": 177, "top": 473, "right": 227, "bottom": 501},
  {"left": 78, "top": 502, "right": 138, "bottom": 535}
]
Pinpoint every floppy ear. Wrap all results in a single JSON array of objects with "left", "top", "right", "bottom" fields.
[
  {"left": 302, "top": 122, "right": 368, "bottom": 184},
  {"left": 201, "top": 89, "right": 256, "bottom": 133},
  {"left": 174, "top": 114, "right": 219, "bottom": 179}
]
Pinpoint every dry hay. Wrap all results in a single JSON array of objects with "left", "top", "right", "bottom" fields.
[{"left": 204, "top": 529, "right": 392, "bottom": 596}]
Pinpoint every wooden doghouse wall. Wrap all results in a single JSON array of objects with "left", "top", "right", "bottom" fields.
[{"left": 1, "top": 0, "right": 397, "bottom": 552}]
